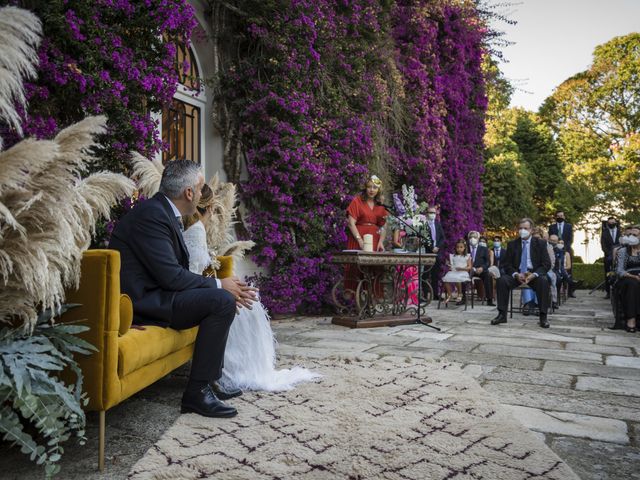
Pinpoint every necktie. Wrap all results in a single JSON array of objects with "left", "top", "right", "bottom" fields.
[
  {"left": 519, "top": 241, "right": 528, "bottom": 274},
  {"left": 472, "top": 246, "right": 476, "bottom": 261},
  {"left": 558, "top": 223, "right": 563, "bottom": 237},
  {"left": 429, "top": 222, "right": 436, "bottom": 244}
]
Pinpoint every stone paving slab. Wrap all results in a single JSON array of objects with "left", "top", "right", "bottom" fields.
[
  {"left": 476, "top": 344, "right": 604, "bottom": 363},
  {"left": 606, "top": 356, "right": 640, "bottom": 368},
  {"left": 483, "top": 380, "right": 640, "bottom": 422},
  {"left": 543, "top": 360, "right": 640, "bottom": 381},
  {"left": 482, "top": 366, "right": 574, "bottom": 388},
  {"left": 565, "top": 342, "right": 635, "bottom": 356},
  {"left": 445, "top": 326, "right": 596, "bottom": 343},
  {"left": 596, "top": 334, "right": 640, "bottom": 348},
  {"left": 576, "top": 377, "right": 640, "bottom": 397},
  {"left": 442, "top": 351, "right": 544, "bottom": 370},
  {"left": 549, "top": 436, "right": 640, "bottom": 480},
  {"left": 447, "top": 334, "right": 565, "bottom": 349},
  {"left": 505, "top": 405, "right": 629, "bottom": 444}
]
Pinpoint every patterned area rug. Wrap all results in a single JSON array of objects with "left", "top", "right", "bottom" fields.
[{"left": 128, "top": 358, "right": 579, "bottom": 480}]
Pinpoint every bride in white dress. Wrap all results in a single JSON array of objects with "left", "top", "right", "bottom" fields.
[{"left": 182, "top": 184, "right": 320, "bottom": 392}]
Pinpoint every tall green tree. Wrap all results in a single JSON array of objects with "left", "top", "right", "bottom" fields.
[{"left": 540, "top": 33, "right": 640, "bottom": 222}]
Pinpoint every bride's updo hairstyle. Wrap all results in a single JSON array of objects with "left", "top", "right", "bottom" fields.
[{"left": 183, "top": 183, "right": 215, "bottom": 231}]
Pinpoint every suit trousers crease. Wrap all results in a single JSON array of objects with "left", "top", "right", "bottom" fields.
[
  {"left": 497, "top": 274, "right": 549, "bottom": 315},
  {"left": 170, "top": 287, "right": 236, "bottom": 382}
]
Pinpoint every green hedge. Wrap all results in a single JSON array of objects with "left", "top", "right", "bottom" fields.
[{"left": 572, "top": 263, "right": 604, "bottom": 289}]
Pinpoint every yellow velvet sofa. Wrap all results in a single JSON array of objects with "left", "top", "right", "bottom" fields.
[{"left": 60, "top": 249, "right": 233, "bottom": 471}]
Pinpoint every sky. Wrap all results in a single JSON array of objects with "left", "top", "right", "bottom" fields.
[{"left": 490, "top": 0, "right": 640, "bottom": 112}]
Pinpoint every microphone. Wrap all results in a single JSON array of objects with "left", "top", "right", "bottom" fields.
[{"left": 380, "top": 203, "right": 395, "bottom": 211}]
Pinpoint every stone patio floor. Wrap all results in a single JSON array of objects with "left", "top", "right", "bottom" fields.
[{"left": 1, "top": 290, "right": 639, "bottom": 479}]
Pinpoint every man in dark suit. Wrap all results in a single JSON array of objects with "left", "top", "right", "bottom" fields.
[
  {"left": 601, "top": 216, "right": 620, "bottom": 299},
  {"left": 492, "top": 218, "right": 552, "bottom": 328},
  {"left": 467, "top": 231, "right": 494, "bottom": 306},
  {"left": 423, "top": 205, "right": 445, "bottom": 300},
  {"left": 548, "top": 210, "right": 573, "bottom": 254},
  {"left": 109, "top": 160, "right": 256, "bottom": 418}
]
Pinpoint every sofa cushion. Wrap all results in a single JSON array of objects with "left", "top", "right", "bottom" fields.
[{"left": 118, "top": 325, "right": 198, "bottom": 378}]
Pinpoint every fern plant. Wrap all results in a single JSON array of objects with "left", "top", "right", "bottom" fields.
[{"left": 0, "top": 305, "right": 95, "bottom": 478}]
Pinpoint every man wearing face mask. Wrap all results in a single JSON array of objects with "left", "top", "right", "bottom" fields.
[
  {"left": 548, "top": 211, "right": 573, "bottom": 255},
  {"left": 601, "top": 217, "right": 620, "bottom": 299},
  {"left": 424, "top": 206, "right": 445, "bottom": 300},
  {"left": 492, "top": 218, "right": 552, "bottom": 328},
  {"left": 467, "top": 231, "right": 493, "bottom": 306}
]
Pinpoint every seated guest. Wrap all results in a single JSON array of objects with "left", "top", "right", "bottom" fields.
[
  {"left": 488, "top": 235, "right": 505, "bottom": 278},
  {"left": 442, "top": 239, "right": 472, "bottom": 305},
  {"left": 521, "top": 228, "right": 557, "bottom": 314},
  {"left": 601, "top": 216, "right": 620, "bottom": 299},
  {"left": 492, "top": 218, "right": 552, "bottom": 328},
  {"left": 616, "top": 226, "right": 640, "bottom": 332},
  {"left": 553, "top": 237, "right": 573, "bottom": 300},
  {"left": 467, "top": 231, "right": 494, "bottom": 306},
  {"left": 109, "top": 160, "right": 256, "bottom": 418}
]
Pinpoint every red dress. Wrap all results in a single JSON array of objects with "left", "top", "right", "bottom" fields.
[{"left": 344, "top": 195, "right": 388, "bottom": 293}]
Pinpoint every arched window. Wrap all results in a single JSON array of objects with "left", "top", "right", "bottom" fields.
[{"left": 162, "top": 39, "right": 203, "bottom": 165}]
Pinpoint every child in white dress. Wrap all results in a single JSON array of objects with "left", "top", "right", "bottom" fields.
[{"left": 442, "top": 239, "right": 472, "bottom": 304}]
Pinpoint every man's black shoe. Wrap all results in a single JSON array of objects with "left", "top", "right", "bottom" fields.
[
  {"left": 539, "top": 314, "right": 550, "bottom": 329},
  {"left": 491, "top": 313, "right": 507, "bottom": 325},
  {"left": 568, "top": 293, "right": 577, "bottom": 298},
  {"left": 486, "top": 300, "right": 496, "bottom": 307},
  {"left": 522, "top": 302, "right": 532, "bottom": 316},
  {"left": 212, "top": 382, "right": 243, "bottom": 400},
  {"left": 181, "top": 385, "right": 238, "bottom": 418},
  {"left": 604, "top": 293, "right": 611, "bottom": 300}
]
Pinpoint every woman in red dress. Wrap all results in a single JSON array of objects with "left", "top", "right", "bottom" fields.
[{"left": 344, "top": 175, "right": 388, "bottom": 294}]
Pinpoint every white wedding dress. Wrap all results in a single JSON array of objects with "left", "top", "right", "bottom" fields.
[{"left": 182, "top": 221, "right": 320, "bottom": 391}]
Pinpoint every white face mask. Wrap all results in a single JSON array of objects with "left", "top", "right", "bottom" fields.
[
  {"left": 427, "top": 213, "right": 436, "bottom": 221},
  {"left": 494, "top": 241, "right": 501, "bottom": 248},
  {"left": 519, "top": 229, "right": 530, "bottom": 239},
  {"left": 469, "top": 238, "right": 478, "bottom": 246},
  {"left": 628, "top": 235, "right": 640, "bottom": 246},
  {"left": 620, "top": 235, "right": 629, "bottom": 245},
  {"left": 479, "top": 241, "right": 487, "bottom": 248}
]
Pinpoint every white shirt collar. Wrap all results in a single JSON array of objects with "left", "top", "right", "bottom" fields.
[{"left": 164, "top": 195, "right": 182, "bottom": 219}]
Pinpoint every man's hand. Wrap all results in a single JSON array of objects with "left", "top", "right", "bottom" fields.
[
  {"left": 221, "top": 276, "right": 258, "bottom": 309},
  {"left": 376, "top": 240, "right": 385, "bottom": 252},
  {"left": 516, "top": 273, "right": 526, "bottom": 284},
  {"left": 475, "top": 267, "right": 483, "bottom": 274},
  {"left": 432, "top": 247, "right": 439, "bottom": 254}
]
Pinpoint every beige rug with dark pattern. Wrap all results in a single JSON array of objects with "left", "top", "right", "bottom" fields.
[{"left": 128, "top": 358, "right": 579, "bottom": 480}]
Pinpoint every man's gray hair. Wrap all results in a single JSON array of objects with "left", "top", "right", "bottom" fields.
[
  {"left": 158, "top": 160, "right": 201, "bottom": 199},
  {"left": 519, "top": 217, "right": 535, "bottom": 228},
  {"left": 467, "top": 230, "right": 480, "bottom": 239}
]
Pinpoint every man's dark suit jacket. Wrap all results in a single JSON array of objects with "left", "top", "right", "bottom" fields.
[
  {"left": 503, "top": 236, "right": 552, "bottom": 277},
  {"left": 548, "top": 222, "right": 573, "bottom": 250},
  {"left": 600, "top": 223, "right": 620, "bottom": 257},
  {"left": 108, "top": 193, "right": 218, "bottom": 327},
  {"left": 469, "top": 244, "right": 490, "bottom": 271},
  {"left": 426, "top": 221, "right": 445, "bottom": 251}
]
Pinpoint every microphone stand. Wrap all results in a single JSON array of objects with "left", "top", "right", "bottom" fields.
[{"left": 383, "top": 206, "right": 440, "bottom": 331}]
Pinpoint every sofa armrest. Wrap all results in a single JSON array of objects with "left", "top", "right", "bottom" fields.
[
  {"left": 119, "top": 294, "right": 133, "bottom": 335},
  {"left": 61, "top": 249, "right": 122, "bottom": 411},
  {"left": 215, "top": 256, "right": 233, "bottom": 279}
]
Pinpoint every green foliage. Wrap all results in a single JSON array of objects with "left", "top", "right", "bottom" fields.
[
  {"left": 572, "top": 263, "right": 603, "bottom": 289},
  {"left": 482, "top": 107, "right": 564, "bottom": 228},
  {"left": 0, "top": 306, "right": 95, "bottom": 478},
  {"left": 540, "top": 33, "right": 640, "bottom": 223}
]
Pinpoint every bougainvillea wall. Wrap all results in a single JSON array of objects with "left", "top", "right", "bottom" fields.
[
  {"left": 1, "top": 0, "right": 196, "bottom": 172},
  {"left": 213, "top": 0, "right": 487, "bottom": 313}
]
